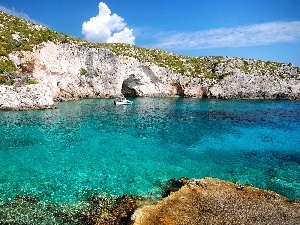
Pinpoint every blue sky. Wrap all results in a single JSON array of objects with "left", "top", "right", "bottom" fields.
[{"left": 1, "top": 0, "right": 300, "bottom": 66}]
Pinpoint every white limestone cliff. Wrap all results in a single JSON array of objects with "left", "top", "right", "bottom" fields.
[
  {"left": 16, "top": 42, "right": 206, "bottom": 101},
  {"left": 0, "top": 84, "right": 54, "bottom": 110},
  {"left": 210, "top": 70, "right": 300, "bottom": 100},
  {"left": 1, "top": 42, "right": 300, "bottom": 110}
]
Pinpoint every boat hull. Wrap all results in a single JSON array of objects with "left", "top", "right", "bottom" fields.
[{"left": 114, "top": 101, "right": 133, "bottom": 105}]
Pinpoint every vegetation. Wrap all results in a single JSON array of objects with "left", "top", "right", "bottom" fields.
[
  {"left": 0, "top": 59, "right": 17, "bottom": 84},
  {"left": 90, "top": 43, "right": 219, "bottom": 78},
  {"left": 84, "top": 43, "right": 299, "bottom": 81},
  {"left": 26, "top": 79, "right": 38, "bottom": 85},
  {"left": 0, "top": 10, "right": 299, "bottom": 86},
  {"left": 0, "top": 10, "right": 83, "bottom": 84},
  {"left": 0, "top": 11, "right": 83, "bottom": 54},
  {"left": 80, "top": 68, "right": 88, "bottom": 75}
]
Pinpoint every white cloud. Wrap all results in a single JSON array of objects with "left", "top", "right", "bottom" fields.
[
  {"left": 82, "top": 2, "right": 135, "bottom": 44},
  {"left": 153, "top": 21, "right": 300, "bottom": 50},
  {"left": 107, "top": 27, "right": 135, "bottom": 44}
]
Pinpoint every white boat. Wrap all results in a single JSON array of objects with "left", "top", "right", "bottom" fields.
[{"left": 114, "top": 96, "right": 133, "bottom": 105}]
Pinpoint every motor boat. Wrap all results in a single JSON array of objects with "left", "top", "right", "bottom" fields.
[{"left": 114, "top": 96, "right": 133, "bottom": 105}]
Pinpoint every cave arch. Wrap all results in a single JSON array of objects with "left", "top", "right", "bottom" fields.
[
  {"left": 171, "top": 82, "right": 185, "bottom": 96},
  {"left": 121, "top": 80, "right": 138, "bottom": 97}
]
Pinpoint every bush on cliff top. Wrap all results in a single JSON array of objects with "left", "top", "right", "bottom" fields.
[{"left": 0, "top": 11, "right": 83, "bottom": 54}]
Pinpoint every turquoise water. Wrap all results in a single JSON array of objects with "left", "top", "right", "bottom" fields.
[{"left": 0, "top": 98, "right": 299, "bottom": 202}]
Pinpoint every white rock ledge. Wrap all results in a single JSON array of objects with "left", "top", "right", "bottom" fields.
[{"left": 0, "top": 84, "right": 55, "bottom": 110}]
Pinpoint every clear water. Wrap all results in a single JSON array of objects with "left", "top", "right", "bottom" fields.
[{"left": 0, "top": 98, "right": 299, "bottom": 202}]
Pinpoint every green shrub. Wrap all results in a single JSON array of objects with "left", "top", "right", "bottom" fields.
[
  {"left": 21, "top": 44, "right": 33, "bottom": 51},
  {"left": 0, "top": 73, "right": 14, "bottom": 85},
  {"left": 0, "top": 74, "right": 8, "bottom": 84},
  {"left": 0, "top": 49, "right": 7, "bottom": 56},
  {"left": 0, "top": 59, "right": 17, "bottom": 85},
  {"left": 26, "top": 79, "right": 38, "bottom": 84},
  {"left": 80, "top": 68, "right": 88, "bottom": 75},
  {"left": 0, "top": 41, "right": 7, "bottom": 56},
  {"left": 0, "top": 60, "right": 16, "bottom": 74}
]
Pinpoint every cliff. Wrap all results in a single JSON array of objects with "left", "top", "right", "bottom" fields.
[{"left": 1, "top": 11, "right": 300, "bottom": 110}]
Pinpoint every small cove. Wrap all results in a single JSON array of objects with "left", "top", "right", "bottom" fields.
[{"left": 0, "top": 98, "right": 299, "bottom": 202}]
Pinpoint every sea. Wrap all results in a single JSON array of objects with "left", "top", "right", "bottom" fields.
[{"left": 0, "top": 97, "right": 299, "bottom": 203}]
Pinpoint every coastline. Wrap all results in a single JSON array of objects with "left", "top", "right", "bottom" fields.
[
  {"left": 0, "top": 177, "right": 299, "bottom": 224},
  {"left": 1, "top": 41, "right": 299, "bottom": 111},
  {"left": 1, "top": 11, "right": 299, "bottom": 224},
  {"left": 1, "top": 90, "right": 299, "bottom": 111}
]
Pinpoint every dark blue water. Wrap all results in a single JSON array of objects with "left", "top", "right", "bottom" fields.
[{"left": 0, "top": 98, "right": 299, "bottom": 202}]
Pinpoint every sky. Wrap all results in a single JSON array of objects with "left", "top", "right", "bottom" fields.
[{"left": 0, "top": 0, "right": 300, "bottom": 66}]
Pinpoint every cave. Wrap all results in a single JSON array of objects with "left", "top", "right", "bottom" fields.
[
  {"left": 200, "top": 87, "right": 209, "bottom": 98},
  {"left": 121, "top": 80, "right": 138, "bottom": 97},
  {"left": 171, "top": 82, "right": 185, "bottom": 96}
]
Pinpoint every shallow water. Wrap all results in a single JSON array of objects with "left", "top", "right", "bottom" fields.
[{"left": 0, "top": 98, "right": 299, "bottom": 202}]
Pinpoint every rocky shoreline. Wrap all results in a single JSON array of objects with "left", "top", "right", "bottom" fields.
[
  {"left": 1, "top": 11, "right": 300, "bottom": 110},
  {"left": 0, "top": 84, "right": 55, "bottom": 110},
  {"left": 132, "top": 178, "right": 300, "bottom": 225},
  {"left": 1, "top": 42, "right": 299, "bottom": 110},
  {"left": 0, "top": 178, "right": 299, "bottom": 224}
]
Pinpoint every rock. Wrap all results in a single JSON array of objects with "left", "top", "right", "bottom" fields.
[
  {"left": 0, "top": 84, "right": 55, "bottom": 110},
  {"left": 9, "top": 42, "right": 215, "bottom": 101},
  {"left": 1, "top": 41, "right": 299, "bottom": 110},
  {"left": 82, "top": 194, "right": 141, "bottom": 225},
  {"left": 131, "top": 178, "right": 300, "bottom": 225},
  {"left": 162, "top": 178, "right": 186, "bottom": 198},
  {"left": 13, "top": 195, "right": 39, "bottom": 204},
  {"left": 8, "top": 53, "right": 21, "bottom": 66},
  {"left": 209, "top": 71, "right": 300, "bottom": 100},
  {"left": 0, "top": 178, "right": 299, "bottom": 224}
]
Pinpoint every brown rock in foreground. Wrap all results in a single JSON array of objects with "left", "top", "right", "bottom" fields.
[{"left": 131, "top": 178, "right": 300, "bottom": 225}]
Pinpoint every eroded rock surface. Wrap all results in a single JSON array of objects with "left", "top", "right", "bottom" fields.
[
  {"left": 17, "top": 42, "right": 205, "bottom": 101},
  {"left": 0, "top": 84, "right": 55, "bottom": 110},
  {"left": 132, "top": 178, "right": 300, "bottom": 225},
  {"left": 210, "top": 71, "right": 300, "bottom": 99},
  {"left": 0, "top": 178, "right": 299, "bottom": 224},
  {"left": 1, "top": 42, "right": 300, "bottom": 110}
]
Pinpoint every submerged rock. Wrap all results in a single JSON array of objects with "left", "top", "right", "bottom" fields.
[
  {"left": 161, "top": 177, "right": 186, "bottom": 198},
  {"left": 0, "top": 194, "right": 141, "bottom": 225},
  {"left": 132, "top": 178, "right": 300, "bottom": 225},
  {"left": 0, "top": 179, "right": 299, "bottom": 224},
  {"left": 13, "top": 195, "right": 39, "bottom": 204},
  {"left": 77, "top": 194, "right": 142, "bottom": 225}
]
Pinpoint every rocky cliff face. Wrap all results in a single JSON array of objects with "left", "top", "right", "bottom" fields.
[
  {"left": 0, "top": 84, "right": 54, "bottom": 110},
  {"left": 210, "top": 60, "right": 300, "bottom": 100},
  {"left": 12, "top": 42, "right": 207, "bottom": 102},
  {"left": 3, "top": 41, "right": 299, "bottom": 110},
  {"left": 1, "top": 10, "right": 300, "bottom": 110}
]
